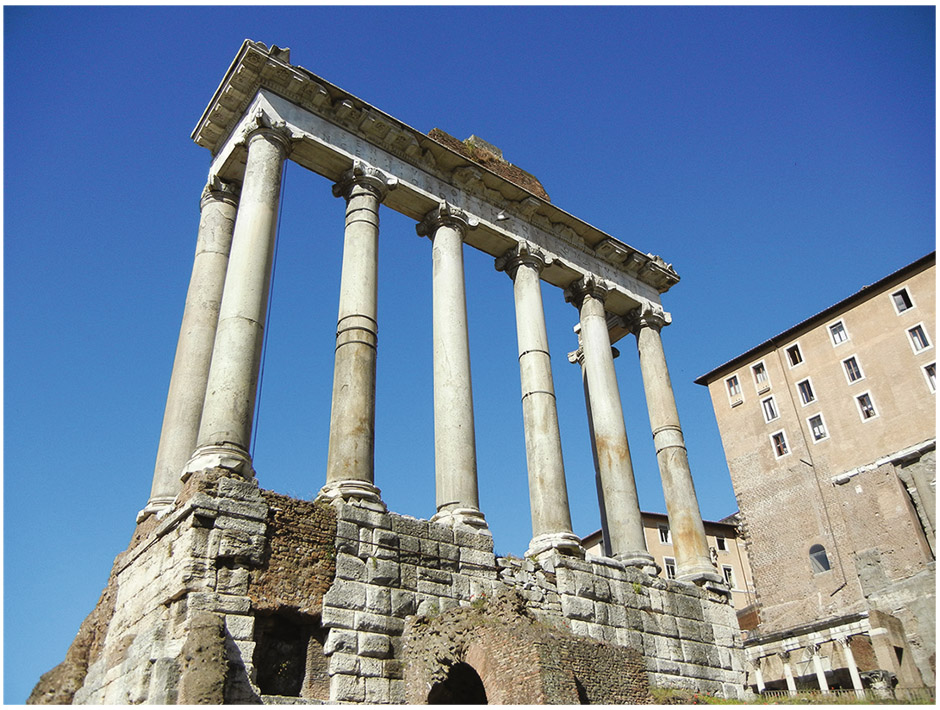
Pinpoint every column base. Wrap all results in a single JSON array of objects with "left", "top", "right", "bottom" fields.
[
  {"left": 315, "top": 479, "right": 386, "bottom": 512},
  {"left": 136, "top": 496, "right": 177, "bottom": 523},
  {"left": 526, "top": 532, "right": 585, "bottom": 560},
  {"left": 431, "top": 505, "right": 490, "bottom": 535},
  {"left": 181, "top": 444, "right": 254, "bottom": 481},
  {"left": 614, "top": 550, "right": 660, "bottom": 576},
  {"left": 677, "top": 560, "right": 726, "bottom": 587}
]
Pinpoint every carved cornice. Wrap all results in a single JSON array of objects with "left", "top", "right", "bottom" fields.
[
  {"left": 192, "top": 40, "right": 682, "bottom": 296},
  {"left": 415, "top": 201, "right": 479, "bottom": 240},
  {"left": 332, "top": 159, "right": 399, "bottom": 202},
  {"left": 494, "top": 241, "right": 552, "bottom": 279}
]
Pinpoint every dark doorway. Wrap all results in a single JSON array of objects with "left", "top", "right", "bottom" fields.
[
  {"left": 253, "top": 612, "right": 328, "bottom": 699},
  {"left": 428, "top": 662, "right": 488, "bottom": 704}
]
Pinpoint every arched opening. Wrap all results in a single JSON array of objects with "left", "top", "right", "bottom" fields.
[
  {"left": 427, "top": 662, "right": 488, "bottom": 704},
  {"left": 809, "top": 544, "right": 831, "bottom": 573}
]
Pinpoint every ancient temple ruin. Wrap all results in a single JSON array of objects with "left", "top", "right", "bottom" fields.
[{"left": 29, "top": 41, "right": 745, "bottom": 704}]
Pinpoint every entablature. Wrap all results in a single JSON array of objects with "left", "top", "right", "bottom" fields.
[{"left": 192, "top": 40, "right": 679, "bottom": 329}]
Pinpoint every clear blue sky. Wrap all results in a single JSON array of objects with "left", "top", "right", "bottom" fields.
[{"left": 3, "top": 5, "right": 934, "bottom": 703}]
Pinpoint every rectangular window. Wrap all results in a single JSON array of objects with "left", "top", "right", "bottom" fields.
[
  {"left": 808, "top": 414, "right": 828, "bottom": 442},
  {"left": 726, "top": 375, "right": 742, "bottom": 401},
  {"left": 761, "top": 396, "right": 779, "bottom": 422},
  {"left": 797, "top": 379, "right": 815, "bottom": 405},
  {"left": 892, "top": 288, "right": 914, "bottom": 313},
  {"left": 908, "top": 324, "right": 932, "bottom": 353},
  {"left": 829, "top": 320, "right": 849, "bottom": 346},
  {"left": 856, "top": 392, "right": 877, "bottom": 421},
  {"left": 664, "top": 557, "right": 676, "bottom": 580},
  {"left": 924, "top": 363, "right": 936, "bottom": 393},
  {"left": 752, "top": 362, "right": 769, "bottom": 390},
  {"left": 715, "top": 536, "right": 727, "bottom": 552},
  {"left": 786, "top": 344, "right": 803, "bottom": 367},
  {"left": 658, "top": 525, "right": 671, "bottom": 544},
  {"left": 843, "top": 356, "right": 864, "bottom": 383},
  {"left": 722, "top": 565, "right": 735, "bottom": 588},
  {"left": 771, "top": 431, "right": 789, "bottom": 458}
]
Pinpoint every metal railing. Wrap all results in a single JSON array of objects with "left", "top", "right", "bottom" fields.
[{"left": 754, "top": 687, "right": 935, "bottom": 704}]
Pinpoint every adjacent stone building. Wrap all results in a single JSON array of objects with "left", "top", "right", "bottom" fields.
[
  {"left": 29, "top": 40, "right": 748, "bottom": 704},
  {"left": 696, "top": 253, "right": 936, "bottom": 696}
]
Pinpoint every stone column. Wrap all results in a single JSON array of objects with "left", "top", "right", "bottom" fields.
[
  {"left": 754, "top": 666, "right": 766, "bottom": 694},
  {"left": 838, "top": 637, "right": 865, "bottom": 698},
  {"left": 779, "top": 652, "right": 797, "bottom": 696},
  {"left": 810, "top": 644, "right": 830, "bottom": 694},
  {"left": 564, "top": 277, "right": 654, "bottom": 571},
  {"left": 568, "top": 343, "right": 613, "bottom": 558},
  {"left": 416, "top": 202, "right": 487, "bottom": 531},
  {"left": 317, "top": 161, "right": 397, "bottom": 510},
  {"left": 630, "top": 304, "right": 723, "bottom": 585},
  {"left": 184, "top": 116, "right": 291, "bottom": 479},
  {"left": 496, "top": 243, "right": 583, "bottom": 558},
  {"left": 141, "top": 177, "right": 239, "bottom": 518}
]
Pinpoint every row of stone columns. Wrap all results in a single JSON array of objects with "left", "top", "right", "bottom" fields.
[
  {"left": 767, "top": 639, "right": 865, "bottom": 697},
  {"left": 145, "top": 129, "right": 719, "bottom": 583}
]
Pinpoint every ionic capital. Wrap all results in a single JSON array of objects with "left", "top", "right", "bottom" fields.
[
  {"left": 563, "top": 275, "right": 611, "bottom": 309},
  {"left": 495, "top": 241, "right": 553, "bottom": 279},
  {"left": 240, "top": 108, "right": 293, "bottom": 156},
  {"left": 416, "top": 201, "right": 479, "bottom": 240},
  {"left": 837, "top": 636, "right": 854, "bottom": 648},
  {"left": 777, "top": 651, "right": 791, "bottom": 662},
  {"left": 332, "top": 159, "right": 399, "bottom": 202},
  {"left": 626, "top": 302, "right": 672, "bottom": 333},
  {"left": 200, "top": 175, "right": 241, "bottom": 209},
  {"left": 567, "top": 347, "right": 585, "bottom": 367}
]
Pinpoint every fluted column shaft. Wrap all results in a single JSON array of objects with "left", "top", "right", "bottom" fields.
[
  {"left": 143, "top": 180, "right": 239, "bottom": 516},
  {"left": 319, "top": 163, "right": 396, "bottom": 508},
  {"left": 498, "top": 245, "right": 582, "bottom": 557},
  {"left": 185, "top": 124, "right": 291, "bottom": 478},
  {"left": 632, "top": 306, "right": 722, "bottom": 584},
  {"left": 566, "top": 278, "right": 652, "bottom": 569},
  {"left": 417, "top": 203, "right": 487, "bottom": 531}
]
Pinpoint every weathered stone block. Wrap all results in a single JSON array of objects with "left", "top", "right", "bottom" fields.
[
  {"left": 323, "top": 628, "right": 358, "bottom": 655},
  {"left": 560, "top": 594, "right": 594, "bottom": 621},
  {"left": 417, "top": 579, "right": 450, "bottom": 598},
  {"left": 454, "top": 528, "right": 493, "bottom": 552},
  {"left": 224, "top": 613, "right": 254, "bottom": 640},
  {"left": 364, "top": 558, "right": 400, "bottom": 586},
  {"left": 355, "top": 611, "right": 404, "bottom": 635},
  {"left": 358, "top": 631, "right": 391, "bottom": 658},
  {"left": 335, "top": 553, "right": 366, "bottom": 581},
  {"left": 215, "top": 566, "right": 248, "bottom": 595},
  {"left": 365, "top": 676, "right": 391, "bottom": 704},
  {"left": 324, "top": 579, "right": 367, "bottom": 611},
  {"left": 332, "top": 673, "right": 365, "bottom": 703},
  {"left": 187, "top": 592, "right": 251, "bottom": 615},
  {"left": 400, "top": 563, "right": 417, "bottom": 589},
  {"left": 330, "top": 652, "right": 360, "bottom": 675},
  {"left": 374, "top": 529, "right": 399, "bottom": 560},
  {"left": 418, "top": 567, "right": 452, "bottom": 585},
  {"left": 321, "top": 605, "right": 355, "bottom": 630},
  {"left": 365, "top": 586, "right": 392, "bottom": 615},
  {"left": 459, "top": 547, "right": 495, "bottom": 569},
  {"left": 341, "top": 505, "right": 390, "bottom": 531},
  {"left": 390, "top": 514, "right": 428, "bottom": 539},
  {"left": 427, "top": 523, "right": 455, "bottom": 544}
]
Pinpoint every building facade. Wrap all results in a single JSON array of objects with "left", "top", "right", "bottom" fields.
[
  {"left": 696, "top": 253, "right": 936, "bottom": 695},
  {"left": 583, "top": 511, "right": 756, "bottom": 612}
]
